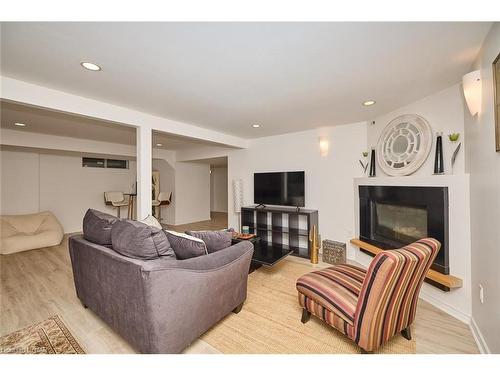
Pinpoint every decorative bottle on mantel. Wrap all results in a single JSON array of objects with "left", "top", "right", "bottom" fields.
[
  {"left": 369, "top": 148, "right": 376, "bottom": 177},
  {"left": 434, "top": 133, "right": 444, "bottom": 175}
]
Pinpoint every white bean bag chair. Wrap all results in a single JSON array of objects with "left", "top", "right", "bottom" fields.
[{"left": 0, "top": 211, "right": 64, "bottom": 255}]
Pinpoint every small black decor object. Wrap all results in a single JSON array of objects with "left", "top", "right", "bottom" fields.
[
  {"left": 434, "top": 133, "right": 444, "bottom": 174},
  {"left": 369, "top": 149, "right": 376, "bottom": 177}
]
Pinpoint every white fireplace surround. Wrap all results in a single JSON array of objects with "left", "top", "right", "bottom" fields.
[{"left": 352, "top": 174, "right": 471, "bottom": 324}]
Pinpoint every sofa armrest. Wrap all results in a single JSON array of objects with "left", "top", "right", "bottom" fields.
[{"left": 140, "top": 240, "right": 254, "bottom": 353}]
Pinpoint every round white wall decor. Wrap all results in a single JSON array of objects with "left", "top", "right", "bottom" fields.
[{"left": 376, "top": 114, "right": 433, "bottom": 176}]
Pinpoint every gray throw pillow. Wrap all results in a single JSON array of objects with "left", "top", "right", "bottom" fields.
[
  {"left": 111, "top": 220, "right": 176, "bottom": 260},
  {"left": 186, "top": 230, "right": 233, "bottom": 253},
  {"left": 83, "top": 208, "right": 120, "bottom": 246},
  {"left": 165, "top": 230, "right": 208, "bottom": 260}
]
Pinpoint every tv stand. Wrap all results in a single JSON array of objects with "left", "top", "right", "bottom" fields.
[{"left": 241, "top": 206, "right": 319, "bottom": 259}]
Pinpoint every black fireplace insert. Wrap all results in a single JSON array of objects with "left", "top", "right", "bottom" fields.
[{"left": 359, "top": 185, "right": 449, "bottom": 274}]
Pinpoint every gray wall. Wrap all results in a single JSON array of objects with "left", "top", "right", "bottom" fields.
[
  {"left": 210, "top": 166, "right": 228, "bottom": 212},
  {"left": 464, "top": 23, "right": 500, "bottom": 353}
]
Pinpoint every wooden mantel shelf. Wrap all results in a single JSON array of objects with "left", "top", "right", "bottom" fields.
[{"left": 350, "top": 238, "right": 463, "bottom": 291}]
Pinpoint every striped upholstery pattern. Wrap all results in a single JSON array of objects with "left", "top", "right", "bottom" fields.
[
  {"left": 298, "top": 293, "right": 355, "bottom": 337},
  {"left": 296, "top": 238, "right": 440, "bottom": 352},
  {"left": 296, "top": 264, "right": 366, "bottom": 324}
]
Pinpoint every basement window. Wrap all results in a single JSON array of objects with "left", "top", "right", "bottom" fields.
[
  {"left": 82, "top": 158, "right": 129, "bottom": 169},
  {"left": 106, "top": 159, "right": 129, "bottom": 169},
  {"left": 82, "top": 157, "right": 105, "bottom": 168}
]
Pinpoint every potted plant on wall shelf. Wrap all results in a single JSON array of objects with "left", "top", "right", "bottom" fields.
[{"left": 359, "top": 151, "right": 369, "bottom": 176}]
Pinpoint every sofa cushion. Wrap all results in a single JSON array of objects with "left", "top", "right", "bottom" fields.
[
  {"left": 164, "top": 230, "right": 208, "bottom": 260},
  {"left": 185, "top": 230, "right": 233, "bottom": 253},
  {"left": 111, "top": 220, "right": 176, "bottom": 260},
  {"left": 82, "top": 209, "right": 119, "bottom": 246}
]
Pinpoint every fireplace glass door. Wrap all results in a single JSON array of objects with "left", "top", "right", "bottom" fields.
[
  {"left": 359, "top": 185, "right": 449, "bottom": 274},
  {"left": 373, "top": 202, "right": 428, "bottom": 245}
]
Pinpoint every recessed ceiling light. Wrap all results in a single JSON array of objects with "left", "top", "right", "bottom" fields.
[
  {"left": 362, "top": 100, "right": 376, "bottom": 106},
  {"left": 252, "top": 124, "right": 261, "bottom": 128},
  {"left": 156, "top": 143, "right": 163, "bottom": 147},
  {"left": 14, "top": 122, "right": 27, "bottom": 127},
  {"left": 80, "top": 62, "right": 102, "bottom": 71}
]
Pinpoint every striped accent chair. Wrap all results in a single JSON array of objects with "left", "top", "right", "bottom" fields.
[{"left": 296, "top": 238, "right": 440, "bottom": 353}]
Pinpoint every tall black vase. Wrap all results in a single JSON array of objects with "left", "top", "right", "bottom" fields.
[
  {"left": 369, "top": 149, "right": 376, "bottom": 177},
  {"left": 434, "top": 134, "right": 444, "bottom": 174}
]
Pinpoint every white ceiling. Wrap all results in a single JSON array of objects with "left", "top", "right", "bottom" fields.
[
  {"left": 0, "top": 101, "right": 224, "bottom": 150},
  {"left": 0, "top": 22, "right": 492, "bottom": 138}
]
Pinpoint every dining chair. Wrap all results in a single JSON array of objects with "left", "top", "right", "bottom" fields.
[
  {"left": 152, "top": 192, "right": 172, "bottom": 223},
  {"left": 104, "top": 191, "right": 129, "bottom": 218}
]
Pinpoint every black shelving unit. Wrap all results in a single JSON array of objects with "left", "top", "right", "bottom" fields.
[{"left": 241, "top": 206, "right": 319, "bottom": 259}]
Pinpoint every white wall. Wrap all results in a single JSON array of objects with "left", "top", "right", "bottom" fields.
[
  {"left": 1, "top": 127, "right": 216, "bottom": 227},
  {"left": 40, "top": 154, "right": 136, "bottom": 232},
  {"left": 210, "top": 166, "right": 228, "bottom": 213},
  {"left": 174, "top": 161, "right": 211, "bottom": 225},
  {"left": 0, "top": 150, "right": 40, "bottom": 215},
  {"left": 228, "top": 122, "right": 367, "bottom": 248},
  {"left": 464, "top": 23, "right": 500, "bottom": 354},
  {"left": 0, "top": 148, "right": 209, "bottom": 230},
  {"left": 353, "top": 175, "right": 471, "bottom": 324},
  {"left": 363, "top": 80, "right": 474, "bottom": 324},
  {"left": 0, "top": 149, "right": 136, "bottom": 233},
  {"left": 368, "top": 84, "right": 466, "bottom": 176}
]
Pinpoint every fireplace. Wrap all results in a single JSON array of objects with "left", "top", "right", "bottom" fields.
[{"left": 359, "top": 185, "right": 449, "bottom": 274}]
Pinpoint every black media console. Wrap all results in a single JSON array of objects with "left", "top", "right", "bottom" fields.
[{"left": 241, "top": 205, "right": 319, "bottom": 259}]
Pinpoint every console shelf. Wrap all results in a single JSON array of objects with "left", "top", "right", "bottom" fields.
[
  {"left": 247, "top": 225, "right": 309, "bottom": 236},
  {"left": 350, "top": 238, "right": 462, "bottom": 291},
  {"left": 241, "top": 206, "right": 318, "bottom": 259}
]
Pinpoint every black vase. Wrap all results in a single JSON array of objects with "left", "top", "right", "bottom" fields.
[
  {"left": 369, "top": 149, "right": 376, "bottom": 177},
  {"left": 434, "top": 134, "right": 444, "bottom": 174}
]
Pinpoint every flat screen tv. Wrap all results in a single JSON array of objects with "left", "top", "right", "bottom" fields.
[{"left": 254, "top": 171, "right": 305, "bottom": 207}]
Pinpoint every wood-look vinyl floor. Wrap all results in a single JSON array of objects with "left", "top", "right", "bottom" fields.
[
  {"left": 164, "top": 211, "right": 229, "bottom": 232},
  {"left": 0, "top": 211, "right": 478, "bottom": 354}
]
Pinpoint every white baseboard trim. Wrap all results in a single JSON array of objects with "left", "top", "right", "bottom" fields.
[
  {"left": 418, "top": 290, "right": 470, "bottom": 325},
  {"left": 470, "top": 317, "right": 491, "bottom": 354}
]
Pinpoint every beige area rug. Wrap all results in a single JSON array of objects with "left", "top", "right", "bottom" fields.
[
  {"left": 202, "top": 260, "right": 416, "bottom": 354},
  {"left": 0, "top": 315, "right": 85, "bottom": 354}
]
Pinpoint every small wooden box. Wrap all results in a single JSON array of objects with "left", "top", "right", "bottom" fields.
[{"left": 322, "top": 240, "right": 346, "bottom": 265}]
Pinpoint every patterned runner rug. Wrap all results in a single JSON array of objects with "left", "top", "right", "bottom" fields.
[
  {"left": 0, "top": 315, "right": 85, "bottom": 354},
  {"left": 202, "top": 260, "right": 416, "bottom": 354}
]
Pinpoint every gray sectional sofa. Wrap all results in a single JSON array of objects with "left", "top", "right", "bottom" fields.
[{"left": 69, "top": 209, "right": 253, "bottom": 353}]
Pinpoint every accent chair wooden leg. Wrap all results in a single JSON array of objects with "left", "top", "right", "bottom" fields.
[
  {"left": 233, "top": 302, "right": 244, "bottom": 314},
  {"left": 360, "top": 348, "right": 373, "bottom": 354},
  {"left": 401, "top": 326, "right": 412, "bottom": 340},
  {"left": 301, "top": 308, "right": 311, "bottom": 324}
]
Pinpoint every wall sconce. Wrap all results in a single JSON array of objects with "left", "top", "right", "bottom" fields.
[
  {"left": 319, "top": 136, "right": 329, "bottom": 157},
  {"left": 462, "top": 70, "right": 482, "bottom": 116}
]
